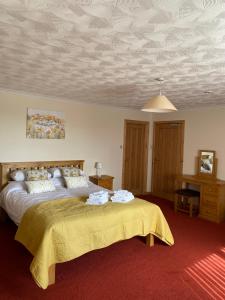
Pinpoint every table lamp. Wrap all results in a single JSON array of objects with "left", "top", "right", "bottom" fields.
[{"left": 95, "top": 162, "right": 102, "bottom": 178}]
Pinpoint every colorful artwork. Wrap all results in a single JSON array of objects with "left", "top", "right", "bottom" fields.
[{"left": 26, "top": 109, "right": 65, "bottom": 139}]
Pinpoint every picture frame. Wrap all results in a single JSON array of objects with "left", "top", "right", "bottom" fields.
[
  {"left": 26, "top": 109, "right": 65, "bottom": 139},
  {"left": 197, "top": 150, "right": 217, "bottom": 179}
]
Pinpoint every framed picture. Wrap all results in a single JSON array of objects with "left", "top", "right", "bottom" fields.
[{"left": 26, "top": 109, "right": 65, "bottom": 139}]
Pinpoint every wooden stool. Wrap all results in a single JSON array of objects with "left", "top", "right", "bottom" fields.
[{"left": 174, "top": 189, "right": 200, "bottom": 217}]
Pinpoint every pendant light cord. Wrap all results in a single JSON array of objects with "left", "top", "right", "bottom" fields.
[{"left": 159, "top": 79, "right": 163, "bottom": 96}]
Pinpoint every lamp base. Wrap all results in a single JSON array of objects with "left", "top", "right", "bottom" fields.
[{"left": 96, "top": 169, "right": 102, "bottom": 178}]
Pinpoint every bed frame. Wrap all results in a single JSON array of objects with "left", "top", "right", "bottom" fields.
[
  {"left": 0, "top": 159, "right": 154, "bottom": 287},
  {"left": 0, "top": 160, "right": 84, "bottom": 190},
  {"left": 0, "top": 160, "right": 84, "bottom": 222}
]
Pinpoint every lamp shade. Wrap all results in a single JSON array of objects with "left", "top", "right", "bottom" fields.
[
  {"left": 141, "top": 95, "right": 177, "bottom": 113},
  {"left": 95, "top": 162, "right": 102, "bottom": 169}
]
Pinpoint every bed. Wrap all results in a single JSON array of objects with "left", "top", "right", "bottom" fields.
[{"left": 0, "top": 160, "right": 174, "bottom": 289}]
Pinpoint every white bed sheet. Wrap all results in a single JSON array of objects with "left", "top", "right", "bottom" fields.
[{"left": 0, "top": 180, "right": 107, "bottom": 225}]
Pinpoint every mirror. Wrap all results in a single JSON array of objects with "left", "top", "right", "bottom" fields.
[
  {"left": 200, "top": 151, "right": 214, "bottom": 174},
  {"left": 197, "top": 150, "right": 217, "bottom": 178}
]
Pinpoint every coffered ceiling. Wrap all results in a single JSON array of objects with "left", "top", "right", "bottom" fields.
[{"left": 1, "top": 0, "right": 225, "bottom": 110}]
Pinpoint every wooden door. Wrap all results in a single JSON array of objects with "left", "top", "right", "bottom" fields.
[
  {"left": 152, "top": 121, "right": 184, "bottom": 201},
  {"left": 122, "top": 120, "right": 149, "bottom": 194}
]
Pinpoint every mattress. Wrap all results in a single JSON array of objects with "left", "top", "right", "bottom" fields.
[{"left": 0, "top": 179, "right": 107, "bottom": 225}]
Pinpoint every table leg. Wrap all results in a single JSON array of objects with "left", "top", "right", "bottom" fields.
[
  {"left": 48, "top": 264, "right": 56, "bottom": 286},
  {"left": 146, "top": 233, "right": 154, "bottom": 247}
]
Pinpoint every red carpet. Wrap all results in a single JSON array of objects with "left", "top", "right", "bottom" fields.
[{"left": 1, "top": 196, "right": 225, "bottom": 300}]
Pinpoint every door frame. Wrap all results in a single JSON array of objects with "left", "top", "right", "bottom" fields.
[
  {"left": 122, "top": 119, "right": 149, "bottom": 193},
  {"left": 151, "top": 120, "right": 185, "bottom": 197}
]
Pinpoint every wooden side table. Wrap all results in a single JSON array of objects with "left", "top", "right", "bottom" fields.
[{"left": 89, "top": 175, "right": 114, "bottom": 190}]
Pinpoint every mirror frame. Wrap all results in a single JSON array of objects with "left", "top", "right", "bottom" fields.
[{"left": 197, "top": 150, "right": 217, "bottom": 179}]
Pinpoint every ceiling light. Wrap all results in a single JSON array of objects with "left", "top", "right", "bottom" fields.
[{"left": 141, "top": 78, "right": 177, "bottom": 113}]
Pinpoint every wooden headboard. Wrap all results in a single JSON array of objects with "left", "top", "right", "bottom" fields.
[{"left": 0, "top": 160, "right": 84, "bottom": 190}]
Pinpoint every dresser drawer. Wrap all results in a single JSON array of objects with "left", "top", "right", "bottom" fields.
[
  {"left": 200, "top": 206, "right": 218, "bottom": 222},
  {"left": 98, "top": 180, "right": 113, "bottom": 190},
  {"left": 201, "top": 195, "right": 218, "bottom": 208},
  {"left": 203, "top": 185, "right": 220, "bottom": 196},
  {"left": 200, "top": 205, "right": 217, "bottom": 215},
  {"left": 89, "top": 175, "right": 114, "bottom": 191}
]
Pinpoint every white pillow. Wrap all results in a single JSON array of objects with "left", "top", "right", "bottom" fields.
[
  {"left": 3, "top": 181, "right": 26, "bottom": 193},
  {"left": 64, "top": 176, "right": 88, "bottom": 189},
  {"left": 61, "top": 167, "right": 80, "bottom": 177},
  {"left": 51, "top": 177, "right": 65, "bottom": 188},
  {"left": 79, "top": 170, "right": 86, "bottom": 176},
  {"left": 10, "top": 170, "right": 26, "bottom": 181},
  {"left": 48, "top": 168, "right": 62, "bottom": 178},
  {"left": 25, "top": 180, "right": 56, "bottom": 194}
]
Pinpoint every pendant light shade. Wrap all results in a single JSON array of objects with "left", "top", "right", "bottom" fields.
[
  {"left": 141, "top": 95, "right": 177, "bottom": 113},
  {"left": 141, "top": 78, "right": 177, "bottom": 113}
]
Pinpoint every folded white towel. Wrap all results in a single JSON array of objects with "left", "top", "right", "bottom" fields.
[
  {"left": 86, "top": 191, "right": 109, "bottom": 205},
  {"left": 111, "top": 190, "right": 134, "bottom": 203}
]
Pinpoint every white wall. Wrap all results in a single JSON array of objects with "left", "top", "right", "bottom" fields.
[
  {"left": 153, "top": 107, "right": 225, "bottom": 180},
  {"left": 3, "top": 90, "right": 225, "bottom": 190},
  {"left": 0, "top": 90, "right": 152, "bottom": 190}
]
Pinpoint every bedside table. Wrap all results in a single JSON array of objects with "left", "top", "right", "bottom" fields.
[{"left": 89, "top": 175, "right": 114, "bottom": 190}]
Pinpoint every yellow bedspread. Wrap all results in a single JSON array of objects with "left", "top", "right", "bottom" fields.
[{"left": 15, "top": 197, "right": 174, "bottom": 289}]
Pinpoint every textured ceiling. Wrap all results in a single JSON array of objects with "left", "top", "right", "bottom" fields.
[{"left": 1, "top": 0, "right": 225, "bottom": 110}]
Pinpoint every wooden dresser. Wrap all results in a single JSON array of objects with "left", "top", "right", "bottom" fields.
[
  {"left": 176, "top": 175, "right": 225, "bottom": 223},
  {"left": 89, "top": 175, "right": 114, "bottom": 190}
]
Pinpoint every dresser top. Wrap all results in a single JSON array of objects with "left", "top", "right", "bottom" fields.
[
  {"left": 177, "top": 174, "right": 225, "bottom": 185},
  {"left": 89, "top": 175, "right": 114, "bottom": 180}
]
